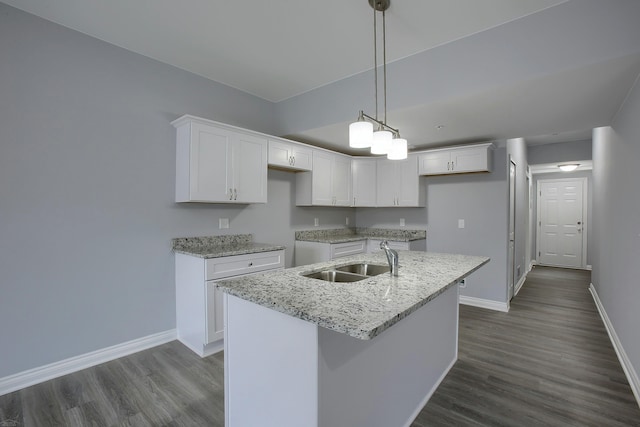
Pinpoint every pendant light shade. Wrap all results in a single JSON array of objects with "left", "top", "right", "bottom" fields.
[
  {"left": 387, "top": 137, "right": 408, "bottom": 160},
  {"left": 349, "top": 117, "right": 374, "bottom": 148},
  {"left": 371, "top": 129, "right": 392, "bottom": 154}
]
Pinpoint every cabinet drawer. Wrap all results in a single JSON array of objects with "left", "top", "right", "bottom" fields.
[
  {"left": 330, "top": 241, "right": 366, "bottom": 259},
  {"left": 206, "top": 250, "right": 285, "bottom": 280}
]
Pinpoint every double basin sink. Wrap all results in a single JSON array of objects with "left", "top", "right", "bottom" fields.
[{"left": 302, "top": 263, "right": 390, "bottom": 283}]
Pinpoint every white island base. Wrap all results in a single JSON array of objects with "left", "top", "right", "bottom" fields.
[{"left": 223, "top": 284, "right": 459, "bottom": 427}]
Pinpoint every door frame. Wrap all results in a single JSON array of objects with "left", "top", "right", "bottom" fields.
[
  {"left": 507, "top": 158, "right": 516, "bottom": 301},
  {"left": 535, "top": 177, "right": 588, "bottom": 269}
]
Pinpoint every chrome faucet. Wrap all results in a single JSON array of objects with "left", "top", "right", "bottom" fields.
[{"left": 380, "top": 240, "right": 399, "bottom": 277}]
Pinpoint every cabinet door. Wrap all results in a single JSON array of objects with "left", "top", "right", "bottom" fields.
[
  {"left": 397, "top": 156, "right": 421, "bottom": 206},
  {"left": 332, "top": 154, "right": 352, "bottom": 206},
  {"left": 233, "top": 133, "right": 268, "bottom": 203},
  {"left": 418, "top": 151, "right": 450, "bottom": 175},
  {"left": 352, "top": 158, "right": 377, "bottom": 207},
  {"left": 451, "top": 146, "right": 490, "bottom": 173},
  {"left": 311, "top": 151, "right": 334, "bottom": 205},
  {"left": 376, "top": 159, "right": 397, "bottom": 206},
  {"left": 188, "top": 123, "right": 233, "bottom": 202},
  {"left": 206, "top": 281, "right": 225, "bottom": 344},
  {"left": 267, "top": 139, "right": 292, "bottom": 168},
  {"left": 290, "top": 145, "right": 313, "bottom": 171}
]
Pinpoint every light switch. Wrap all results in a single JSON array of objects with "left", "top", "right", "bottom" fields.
[
  {"left": 314, "top": 218, "right": 319, "bottom": 227},
  {"left": 219, "top": 218, "right": 229, "bottom": 229},
  {"left": 400, "top": 218, "right": 405, "bottom": 227},
  {"left": 458, "top": 219, "right": 465, "bottom": 229}
]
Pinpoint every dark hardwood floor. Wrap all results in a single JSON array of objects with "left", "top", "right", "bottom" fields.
[
  {"left": 414, "top": 266, "right": 640, "bottom": 427},
  {"left": 1, "top": 266, "right": 639, "bottom": 426}
]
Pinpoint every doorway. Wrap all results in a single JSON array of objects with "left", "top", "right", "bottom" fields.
[{"left": 536, "top": 178, "right": 588, "bottom": 268}]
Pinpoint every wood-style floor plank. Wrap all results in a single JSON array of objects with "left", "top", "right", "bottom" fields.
[{"left": 1, "top": 266, "right": 638, "bottom": 426}]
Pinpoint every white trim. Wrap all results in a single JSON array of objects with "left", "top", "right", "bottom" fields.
[
  {"left": 586, "top": 264, "right": 592, "bottom": 271},
  {"left": 589, "top": 284, "right": 640, "bottom": 407},
  {"left": 514, "top": 272, "right": 528, "bottom": 296},
  {"left": 459, "top": 296, "right": 509, "bottom": 312},
  {"left": 403, "top": 356, "right": 457, "bottom": 427},
  {"left": 0, "top": 329, "right": 177, "bottom": 396}
]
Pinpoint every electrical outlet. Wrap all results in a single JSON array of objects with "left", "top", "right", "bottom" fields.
[
  {"left": 219, "top": 218, "right": 229, "bottom": 229},
  {"left": 400, "top": 218, "right": 405, "bottom": 227},
  {"left": 458, "top": 219, "right": 465, "bottom": 229},
  {"left": 314, "top": 218, "right": 319, "bottom": 227},
  {"left": 346, "top": 217, "right": 350, "bottom": 226}
]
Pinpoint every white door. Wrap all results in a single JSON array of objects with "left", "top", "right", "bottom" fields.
[
  {"left": 537, "top": 178, "right": 586, "bottom": 268},
  {"left": 352, "top": 158, "right": 377, "bottom": 207},
  {"left": 397, "top": 156, "right": 419, "bottom": 206},
  {"left": 233, "top": 133, "right": 268, "bottom": 203},
  {"left": 332, "top": 154, "right": 352, "bottom": 206}
]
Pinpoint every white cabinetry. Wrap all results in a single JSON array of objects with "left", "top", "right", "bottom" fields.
[
  {"left": 296, "top": 150, "right": 352, "bottom": 206},
  {"left": 268, "top": 139, "right": 312, "bottom": 171},
  {"left": 175, "top": 250, "right": 285, "bottom": 357},
  {"left": 172, "top": 115, "right": 268, "bottom": 203},
  {"left": 366, "top": 239, "right": 426, "bottom": 253},
  {"left": 418, "top": 143, "right": 492, "bottom": 175},
  {"left": 351, "top": 158, "right": 377, "bottom": 207},
  {"left": 376, "top": 155, "right": 425, "bottom": 207},
  {"left": 294, "top": 240, "right": 366, "bottom": 266}
]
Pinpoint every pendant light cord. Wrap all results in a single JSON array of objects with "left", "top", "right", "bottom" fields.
[
  {"left": 383, "top": 8, "right": 387, "bottom": 126},
  {"left": 373, "top": 3, "right": 378, "bottom": 122}
]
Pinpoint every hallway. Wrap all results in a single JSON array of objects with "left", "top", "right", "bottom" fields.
[{"left": 414, "top": 266, "right": 640, "bottom": 426}]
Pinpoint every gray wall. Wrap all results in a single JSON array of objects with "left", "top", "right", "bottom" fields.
[
  {"left": 0, "top": 4, "right": 353, "bottom": 378},
  {"left": 356, "top": 147, "right": 508, "bottom": 303},
  {"left": 592, "top": 76, "right": 640, "bottom": 381},
  {"left": 527, "top": 139, "right": 592, "bottom": 165}
]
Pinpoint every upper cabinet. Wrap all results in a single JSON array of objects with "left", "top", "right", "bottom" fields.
[
  {"left": 172, "top": 115, "right": 267, "bottom": 203},
  {"left": 418, "top": 143, "right": 493, "bottom": 176},
  {"left": 351, "top": 158, "right": 377, "bottom": 207},
  {"left": 376, "top": 155, "right": 425, "bottom": 207},
  {"left": 268, "top": 139, "right": 312, "bottom": 171},
  {"left": 296, "top": 150, "right": 351, "bottom": 206}
]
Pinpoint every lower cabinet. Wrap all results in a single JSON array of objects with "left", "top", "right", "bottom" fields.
[
  {"left": 175, "top": 250, "right": 285, "bottom": 357},
  {"left": 294, "top": 240, "right": 366, "bottom": 266}
]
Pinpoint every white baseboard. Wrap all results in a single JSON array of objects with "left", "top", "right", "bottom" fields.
[
  {"left": 589, "top": 284, "right": 640, "bottom": 407},
  {"left": 403, "top": 356, "right": 457, "bottom": 427},
  {"left": 0, "top": 329, "right": 177, "bottom": 397},
  {"left": 514, "top": 273, "right": 528, "bottom": 296},
  {"left": 459, "top": 296, "right": 509, "bottom": 312}
]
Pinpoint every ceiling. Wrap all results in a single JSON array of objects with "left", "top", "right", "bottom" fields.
[{"left": 5, "top": 0, "right": 640, "bottom": 153}]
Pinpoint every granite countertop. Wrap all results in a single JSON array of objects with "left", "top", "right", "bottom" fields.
[
  {"left": 295, "top": 227, "right": 426, "bottom": 244},
  {"left": 172, "top": 234, "right": 286, "bottom": 258},
  {"left": 217, "top": 251, "right": 489, "bottom": 340}
]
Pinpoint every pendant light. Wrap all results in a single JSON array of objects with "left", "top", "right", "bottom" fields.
[{"left": 348, "top": 0, "right": 407, "bottom": 160}]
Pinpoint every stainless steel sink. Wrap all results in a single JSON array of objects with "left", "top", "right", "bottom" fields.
[
  {"left": 302, "top": 270, "right": 368, "bottom": 282},
  {"left": 335, "top": 263, "right": 390, "bottom": 276},
  {"left": 302, "top": 263, "right": 391, "bottom": 283}
]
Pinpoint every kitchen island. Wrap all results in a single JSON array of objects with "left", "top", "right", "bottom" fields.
[{"left": 218, "top": 251, "right": 489, "bottom": 427}]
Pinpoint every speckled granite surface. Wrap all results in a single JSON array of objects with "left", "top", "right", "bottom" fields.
[
  {"left": 172, "top": 235, "right": 286, "bottom": 258},
  {"left": 218, "top": 251, "right": 488, "bottom": 340},
  {"left": 295, "top": 228, "right": 426, "bottom": 243}
]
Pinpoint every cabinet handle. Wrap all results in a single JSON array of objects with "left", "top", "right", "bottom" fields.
[
  {"left": 229, "top": 188, "right": 233, "bottom": 200},
  {"left": 447, "top": 161, "right": 450, "bottom": 171},
  {"left": 292, "top": 156, "right": 295, "bottom": 166},
  {"left": 248, "top": 262, "right": 253, "bottom": 266},
  {"left": 289, "top": 156, "right": 293, "bottom": 165},
  {"left": 451, "top": 161, "right": 455, "bottom": 171},
  {"left": 234, "top": 188, "right": 238, "bottom": 200}
]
